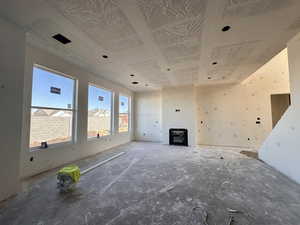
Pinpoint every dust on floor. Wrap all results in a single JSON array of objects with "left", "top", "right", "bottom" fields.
[{"left": 0, "top": 142, "right": 300, "bottom": 225}]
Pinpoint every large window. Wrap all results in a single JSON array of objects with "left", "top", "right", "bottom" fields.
[
  {"left": 88, "top": 84, "right": 112, "bottom": 138},
  {"left": 30, "top": 66, "right": 76, "bottom": 148},
  {"left": 119, "top": 95, "right": 129, "bottom": 132}
]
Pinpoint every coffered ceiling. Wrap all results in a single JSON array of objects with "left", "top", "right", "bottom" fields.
[{"left": 1, "top": 0, "right": 300, "bottom": 91}]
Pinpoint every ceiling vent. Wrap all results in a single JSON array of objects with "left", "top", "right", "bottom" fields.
[{"left": 52, "top": 34, "right": 71, "bottom": 45}]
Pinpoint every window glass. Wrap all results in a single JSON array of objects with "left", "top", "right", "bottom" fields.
[
  {"left": 31, "top": 67, "right": 74, "bottom": 109},
  {"left": 30, "top": 109, "right": 73, "bottom": 148},
  {"left": 119, "top": 95, "right": 129, "bottom": 132},
  {"left": 88, "top": 85, "right": 112, "bottom": 138},
  {"left": 30, "top": 66, "right": 76, "bottom": 148}
]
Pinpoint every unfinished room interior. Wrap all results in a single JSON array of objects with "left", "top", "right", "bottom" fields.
[{"left": 2, "top": 0, "right": 300, "bottom": 224}]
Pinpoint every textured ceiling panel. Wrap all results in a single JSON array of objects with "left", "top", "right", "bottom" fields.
[
  {"left": 129, "top": 60, "right": 170, "bottom": 85},
  {"left": 137, "top": 0, "right": 207, "bottom": 29},
  {"left": 207, "top": 66, "right": 236, "bottom": 80},
  {"left": 211, "top": 41, "right": 260, "bottom": 67},
  {"left": 148, "top": 76, "right": 171, "bottom": 85},
  {"left": 100, "top": 35, "right": 143, "bottom": 52},
  {"left": 28, "top": 19, "right": 89, "bottom": 67},
  {"left": 26, "top": 33, "right": 102, "bottom": 81},
  {"left": 163, "top": 40, "right": 200, "bottom": 63},
  {"left": 49, "top": 0, "right": 143, "bottom": 51},
  {"left": 173, "top": 66, "right": 199, "bottom": 82},
  {"left": 153, "top": 16, "right": 203, "bottom": 47},
  {"left": 129, "top": 59, "right": 161, "bottom": 73},
  {"left": 167, "top": 53, "right": 200, "bottom": 66},
  {"left": 223, "top": 0, "right": 292, "bottom": 18},
  {"left": 253, "top": 46, "right": 282, "bottom": 65},
  {"left": 288, "top": 17, "right": 300, "bottom": 30},
  {"left": 6, "top": 0, "right": 299, "bottom": 90}
]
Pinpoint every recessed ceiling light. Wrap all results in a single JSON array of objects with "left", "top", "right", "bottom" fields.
[
  {"left": 132, "top": 81, "right": 139, "bottom": 84},
  {"left": 222, "top": 26, "right": 231, "bottom": 32},
  {"left": 102, "top": 55, "right": 108, "bottom": 59},
  {"left": 130, "top": 74, "right": 135, "bottom": 77},
  {"left": 212, "top": 62, "right": 218, "bottom": 65},
  {"left": 167, "top": 68, "right": 171, "bottom": 71},
  {"left": 208, "top": 77, "right": 212, "bottom": 80}
]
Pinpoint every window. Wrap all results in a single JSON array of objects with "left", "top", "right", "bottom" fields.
[
  {"left": 30, "top": 66, "right": 76, "bottom": 148},
  {"left": 88, "top": 84, "right": 112, "bottom": 138},
  {"left": 119, "top": 95, "right": 129, "bottom": 132}
]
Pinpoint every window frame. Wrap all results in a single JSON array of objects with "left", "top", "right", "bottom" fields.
[
  {"left": 29, "top": 64, "right": 78, "bottom": 151},
  {"left": 118, "top": 94, "right": 131, "bottom": 133},
  {"left": 87, "top": 83, "right": 114, "bottom": 140}
]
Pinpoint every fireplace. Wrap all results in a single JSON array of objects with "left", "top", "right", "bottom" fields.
[{"left": 169, "top": 128, "right": 188, "bottom": 146}]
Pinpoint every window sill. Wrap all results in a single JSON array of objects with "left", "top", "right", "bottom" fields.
[
  {"left": 87, "top": 135, "right": 111, "bottom": 142},
  {"left": 29, "top": 141, "right": 74, "bottom": 152},
  {"left": 118, "top": 131, "right": 130, "bottom": 134}
]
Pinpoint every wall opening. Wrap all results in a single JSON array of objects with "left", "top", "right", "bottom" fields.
[{"left": 271, "top": 93, "right": 291, "bottom": 128}]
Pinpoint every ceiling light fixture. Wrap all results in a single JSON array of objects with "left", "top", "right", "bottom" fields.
[
  {"left": 102, "top": 55, "right": 108, "bottom": 59},
  {"left": 132, "top": 81, "right": 139, "bottom": 84},
  {"left": 222, "top": 26, "right": 231, "bottom": 32}
]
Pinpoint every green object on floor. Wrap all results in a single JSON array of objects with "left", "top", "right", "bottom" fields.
[
  {"left": 56, "top": 152, "right": 125, "bottom": 192},
  {"left": 58, "top": 165, "right": 81, "bottom": 183},
  {"left": 57, "top": 165, "right": 81, "bottom": 192}
]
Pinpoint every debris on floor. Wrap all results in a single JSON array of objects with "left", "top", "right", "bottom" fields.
[
  {"left": 240, "top": 150, "right": 258, "bottom": 159},
  {"left": 1, "top": 142, "right": 300, "bottom": 225},
  {"left": 191, "top": 206, "right": 209, "bottom": 225}
]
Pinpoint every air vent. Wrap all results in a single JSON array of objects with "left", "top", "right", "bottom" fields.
[{"left": 52, "top": 34, "right": 71, "bottom": 45}]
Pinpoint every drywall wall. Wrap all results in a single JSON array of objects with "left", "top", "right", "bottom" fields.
[
  {"left": 197, "top": 49, "right": 290, "bottom": 149},
  {"left": 134, "top": 91, "right": 162, "bottom": 142},
  {"left": 20, "top": 45, "right": 134, "bottom": 179},
  {"left": 0, "top": 18, "right": 25, "bottom": 201},
  {"left": 259, "top": 33, "right": 300, "bottom": 183},
  {"left": 162, "top": 86, "right": 197, "bottom": 146}
]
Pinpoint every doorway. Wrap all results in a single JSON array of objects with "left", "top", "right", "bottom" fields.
[{"left": 271, "top": 93, "right": 291, "bottom": 128}]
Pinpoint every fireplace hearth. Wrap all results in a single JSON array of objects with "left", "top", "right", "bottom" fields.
[{"left": 169, "top": 128, "right": 188, "bottom": 146}]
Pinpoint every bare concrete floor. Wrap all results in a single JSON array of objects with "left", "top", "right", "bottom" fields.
[{"left": 1, "top": 142, "right": 300, "bottom": 225}]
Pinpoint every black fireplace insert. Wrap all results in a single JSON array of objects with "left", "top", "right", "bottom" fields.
[{"left": 169, "top": 128, "right": 188, "bottom": 146}]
